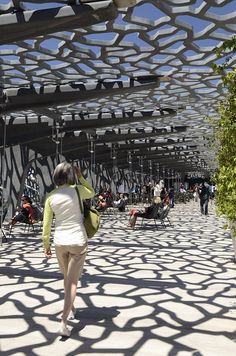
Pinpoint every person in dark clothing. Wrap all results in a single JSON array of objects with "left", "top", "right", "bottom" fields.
[
  {"left": 168, "top": 187, "right": 175, "bottom": 208},
  {"left": 160, "top": 187, "right": 168, "bottom": 201},
  {"left": 104, "top": 189, "right": 113, "bottom": 207},
  {"left": 198, "top": 182, "right": 211, "bottom": 215},
  {"left": 113, "top": 193, "right": 126, "bottom": 212},
  {"left": 128, "top": 197, "right": 162, "bottom": 228}
]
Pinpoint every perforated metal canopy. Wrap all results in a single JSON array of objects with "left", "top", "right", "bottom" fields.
[{"left": 0, "top": 0, "right": 235, "bottom": 177}]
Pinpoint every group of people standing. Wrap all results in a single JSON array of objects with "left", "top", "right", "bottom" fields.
[
  {"left": 132, "top": 180, "right": 175, "bottom": 208},
  {"left": 132, "top": 180, "right": 175, "bottom": 206}
]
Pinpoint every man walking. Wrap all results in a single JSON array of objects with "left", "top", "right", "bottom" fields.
[{"left": 198, "top": 181, "right": 211, "bottom": 215}]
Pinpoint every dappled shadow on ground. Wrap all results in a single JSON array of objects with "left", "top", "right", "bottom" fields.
[{"left": 0, "top": 201, "right": 236, "bottom": 355}]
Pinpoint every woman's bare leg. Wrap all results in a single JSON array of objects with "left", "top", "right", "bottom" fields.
[
  {"left": 58, "top": 246, "right": 86, "bottom": 336},
  {"left": 62, "top": 279, "right": 77, "bottom": 321},
  {"left": 63, "top": 277, "right": 76, "bottom": 316},
  {"left": 62, "top": 277, "right": 77, "bottom": 320},
  {"left": 130, "top": 215, "right": 137, "bottom": 227},
  {"left": 59, "top": 277, "right": 77, "bottom": 337}
]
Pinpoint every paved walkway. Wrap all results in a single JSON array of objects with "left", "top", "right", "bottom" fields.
[{"left": 0, "top": 201, "right": 236, "bottom": 356}]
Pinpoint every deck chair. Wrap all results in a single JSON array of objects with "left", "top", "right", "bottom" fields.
[
  {"left": 158, "top": 205, "right": 172, "bottom": 228},
  {"left": 141, "top": 204, "right": 162, "bottom": 228},
  {"left": 9, "top": 204, "right": 43, "bottom": 236},
  {"left": 22, "top": 203, "right": 44, "bottom": 235},
  {"left": 22, "top": 218, "right": 38, "bottom": 235},
  {"left": 102, "top": 203, "right": 116, "bottom": 216},
  {"left": 0, "top": 208, "right": 8, "bottom": 242},
  {"left": 0, "top": 197, "right": 11, "bottom": 242}
]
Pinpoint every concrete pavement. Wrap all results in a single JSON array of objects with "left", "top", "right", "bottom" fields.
[{"left": 0, "top": 200, "right": 236, "bottom": 356}]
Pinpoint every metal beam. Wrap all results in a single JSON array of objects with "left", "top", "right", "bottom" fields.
[
  {"left": 2, "top": 77, "right": 165, "bottom": 115},
  {"left": 80, "top": 0, "right": 141, "bottom": 8},
  {"left": 0, "top": 1, "right": 118, "bottom": 44},
  {"left": 64, "top": 111, "right": 176, "bottom": 132}
]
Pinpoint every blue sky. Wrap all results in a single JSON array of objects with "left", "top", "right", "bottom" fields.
[{"left": 0, "top": 0, "right": 235, "bottom": 86}]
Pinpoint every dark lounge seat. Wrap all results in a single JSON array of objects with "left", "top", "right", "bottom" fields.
[
  {"left": 141, "top": 204, "right": 172, "bottom": 228},
  {"left": 141, "top": 203, "right": 162, "bottom": 228},
  {"left": 0, "top": 197, "right": 11, "bottom": 242},
  {"left": 9, "top": 203, "right": 43, "bottom": 236},
  {"left": 158, "top": 205, "right": 172, "bottom": 228}
]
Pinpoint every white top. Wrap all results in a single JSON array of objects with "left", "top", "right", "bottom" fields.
[
  {"left": 50, "top": 186, "right": 87, "bottom": 246},
  {"left": 42, "top": 176, "right": 94, "bottom": 248},
  {"left": 153, "top": 180, "right": 164, "bottom": 197}
]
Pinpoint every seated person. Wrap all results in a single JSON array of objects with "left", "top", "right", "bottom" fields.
[
  {"left": 128, "top": 197, "right": 162, "bottom": 228},
  {"left": 123, "top": 193, "right": 129, "bottom": 204},
  {"left": 160, "top": 187, "right": 168, "bottom": 201},
  {"left": 10, "top": 195, "right": 36, "bottom": 227},
  {"left": 104, "top": 189, "right": 114, "bottom": 207},
  {"left": 163, "top": 194, "right": 170, "bottom": 206},
  {"left": 113, "top": 193, "right": 127, "bottom": 212},
  {"left": 95, "top": 195, "right": 107, "bottom": 212}
]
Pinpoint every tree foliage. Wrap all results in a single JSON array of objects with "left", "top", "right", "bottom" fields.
[{"left": 213, "top": 36, "right": 236, "bottom": 226}]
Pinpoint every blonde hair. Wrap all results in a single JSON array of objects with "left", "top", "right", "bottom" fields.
[{"left": 153, "top": 196, "right": 161, "bottom": 204}]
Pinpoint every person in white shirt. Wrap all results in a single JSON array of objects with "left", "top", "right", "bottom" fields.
[
  {"left": 153, "top": 180, "right": 164, "bottom": 197},
  {"left": 42, "top": 161, "right": 95, "bottom": 337}
]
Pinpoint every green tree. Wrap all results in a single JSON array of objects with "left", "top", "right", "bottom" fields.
[{"left": 212, "top": 36, "right": 236, "bottom": 259}]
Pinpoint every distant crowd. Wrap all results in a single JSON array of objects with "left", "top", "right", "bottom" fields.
[{"left": 94, "top": 179, "right": 216, "bottom": 216}]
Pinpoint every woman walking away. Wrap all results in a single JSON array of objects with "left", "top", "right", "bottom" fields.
[{"left": 42, "top": 162, "right": 95, "bottom": 337}]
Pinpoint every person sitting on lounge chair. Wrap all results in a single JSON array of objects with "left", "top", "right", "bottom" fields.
[
  {"left": 10, "top": 195, "right": 36, "bottom": 228},
  {"left": 113, "top": 193, "right": 127, "bottom": 212},
  {"left": 128, "top": 197, "right": 162, "bottom": 228},
  {"left": 95, "top": 194, "right": 107, "bottom": 212}
]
